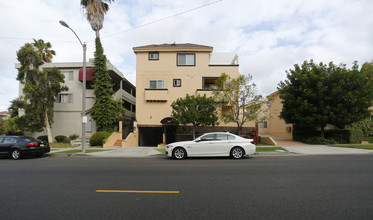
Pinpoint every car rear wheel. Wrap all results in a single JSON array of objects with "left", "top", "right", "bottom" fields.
[
  {"left": 11, "top": 149, "right": 21, "bottom": 160},
  {"left": 230, "top": 147, "right": 244, "bottom": 159},
  {"left": 172, "top": 147, "right": 186, "bottom": 160}
]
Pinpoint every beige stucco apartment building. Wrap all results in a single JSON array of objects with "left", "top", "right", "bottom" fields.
[
  {"left": 128, "top": 43, "right": 248, "bottom": 146},
  {"left": 258, "top": 91, "right": 293, "bottom": 140}
]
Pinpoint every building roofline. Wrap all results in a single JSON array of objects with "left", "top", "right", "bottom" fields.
[{"left": 133, "top": 43, "right": 213, "bottom": 53}]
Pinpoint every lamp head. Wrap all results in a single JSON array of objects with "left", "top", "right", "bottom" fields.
[{"left": 59, "top": 20, "right": 69, "bottom": 28}]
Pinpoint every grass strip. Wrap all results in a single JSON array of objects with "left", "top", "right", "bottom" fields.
[
  {"left": 156, "top": 149, "right": 166, "bottom": 154},
  {"left": 256, "top": 147, "right": 288, "bottom": 152},
  {"left": 50, "top": 143, "right": 75, "bottom": 148},
  {"left": 54, "top": 149, "right": 110, "bottom": 154},
  {"left": 330, "top": 144, "right": 373, "bottom": 150}
]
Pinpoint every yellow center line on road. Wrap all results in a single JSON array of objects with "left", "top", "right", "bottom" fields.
[{"left": 96, "top": 190, "right": 180, "bottom": 194}]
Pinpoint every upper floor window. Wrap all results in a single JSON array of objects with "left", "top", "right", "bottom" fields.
[
  {"left": 57, "top": 94, "right": 73, "bottom": 103},
  {"left": 62, "top": 71, "right": 73, "bottom": 81},
  {"left": 149, "top": 52, "right": 159, "bottom": 60},
  {"left": 149, "top": 80, "right": 165, "bottom": 89},
  {"left": 177, "top": 53, "right": 195, "bottom": 66}
]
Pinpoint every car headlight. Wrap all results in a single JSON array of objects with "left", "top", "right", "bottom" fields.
[{"left": 166, "top": 145, "right": 173, "bottom": 148}]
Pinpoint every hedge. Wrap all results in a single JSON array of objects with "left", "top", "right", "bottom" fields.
[
  {"left": 325, "top": 130, "right": 363, "bottom": 144},
  {"left": 55, "top": 135, "right": 70, "bottom": 143},
  {"left": 89, "top": 131, "right": 112, "bottom": 147}
]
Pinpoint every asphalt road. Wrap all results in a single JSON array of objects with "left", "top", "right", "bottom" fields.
[{"left": 0, "top": 155, "right": 372, "bottom": 220}]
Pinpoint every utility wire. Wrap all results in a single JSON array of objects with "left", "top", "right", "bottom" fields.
[
  {"left": 0, "top": 0, "right": 223, "bottom": 43},
  {"left": 96, "top": 0, "right": 223, "bottom": 40}
]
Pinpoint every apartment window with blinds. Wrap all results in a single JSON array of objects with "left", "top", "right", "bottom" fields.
[
  {"left": 58, "top": 94, "right": 73, "bottom": 103},
  {"left": 149, "top": 80, "right": 165, "bottom": 89},
  {"left": 61, "top": 71, "right": 73, "bottom": 81},
  {"left": 177, "top": 53, "right": 195, "bottom": 66}
]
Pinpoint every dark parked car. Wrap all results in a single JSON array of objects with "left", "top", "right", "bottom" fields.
[{"left": 0, "top": 136, "right": 50, "bottom": 159}]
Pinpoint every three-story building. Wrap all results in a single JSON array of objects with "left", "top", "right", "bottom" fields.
[{"left": 132, "top": 43, "right": 248, "bottom": 146}]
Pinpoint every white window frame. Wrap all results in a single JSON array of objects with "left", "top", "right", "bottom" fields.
[
  {"left": 58, "top": 94, "right": 73, "bottom": 103},
  {"left": 62, "top": 71, "right": 73, "bottom": 81},
  {"left": 149, "top": 52, "right": 159, "bottom": 60},
  {"left": 149, "top": 80, "right": 165, "bottom": 89}
]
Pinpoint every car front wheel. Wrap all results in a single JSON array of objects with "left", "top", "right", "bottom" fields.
[
  {"left": 11, "top": 149, "right": 21, "bottom": 160},
  {"left": 172, "top": 147, "right": 186, "bottom": 160},
  {"left": 230, "top": 147, "right": 244, "bottom": 159}
]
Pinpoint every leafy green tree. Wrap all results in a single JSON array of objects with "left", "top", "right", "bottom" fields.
[
  {"left": 80, "top": 0, "right": 114, "bottom": 38},
  {"left": 8, "top": 97, "right": 25, "bottom": 118},
  {"left": 361, "top": 61, "right": 373, "bottom": 81},
  {"left": 90, "top": 38, "right": 124, "bottom": 132},
  {"left": 0, "top": 118, "right": 5, "bottom": 135},
  {"left": 212, "top": 73, "right": 269, "bottom": 135},
  {"left": 16, "top": 40, "right": 68, "bottom": 143},
  {"left": 171, "top": 94, "right": 218, "bottom": 139},
  {"left": 81, "top": 0, "right": 122, "bottom": 132},
  {"left": 32, "top": 39, "right": 56, "bottom": 63},
  {"left": 278, "top": 60, "right": 373, "bottom": 137}
]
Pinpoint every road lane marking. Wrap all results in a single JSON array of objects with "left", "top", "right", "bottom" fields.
[{"left": 96, "top": 190, "right": 180, "bottom": 194}]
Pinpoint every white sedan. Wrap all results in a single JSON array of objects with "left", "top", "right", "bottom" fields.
[{"left": 165, "top": 132, "right": 256, "bottom": 159}]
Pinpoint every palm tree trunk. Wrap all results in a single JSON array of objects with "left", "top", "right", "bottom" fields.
[
  {"left": 96, "top": 30, "right": 100, "bottom": 38},
  {"left": 44, "top": 110, "right": 53, "bottom": 143}
]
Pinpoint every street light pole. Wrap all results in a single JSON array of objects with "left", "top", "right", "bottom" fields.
[{"left": 59, "top": 20, "right": 87, "bottom": 153}]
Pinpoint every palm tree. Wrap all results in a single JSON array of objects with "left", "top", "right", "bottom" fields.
[
  {"left": 32, "top": 39, "right": 56, "bottom": 63},
  {"left": 80, "top": 0, "right": 114, "bottom": 38}
]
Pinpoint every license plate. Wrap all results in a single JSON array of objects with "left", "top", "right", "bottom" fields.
[{"left": 40, "top": 144, "right": 44, "bottom": 147}]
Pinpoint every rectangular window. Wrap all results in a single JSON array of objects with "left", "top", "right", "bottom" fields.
[
  {"left": 173, "top": 79, "right": 181, "bottom": 87},
  {"left": 259, "top": 122, "right": 268, "bottom": 128},
  {"left": 149, "top": 80, "right": 165, "bottom": 89},
  {"left": 62, "top": 71, "right": 73, "bottom": 81},
  {"left": 177, "top": 53, "right": 195, "bottom": 66},
  {"left": 202, "top": 77, "right": 218, "bottom": 90},
  {"left": 58, "top": 94, "right": 73, "bottom": 103},
  {"left": 149, "top": 52, "right": 159, "bottom": 60}
]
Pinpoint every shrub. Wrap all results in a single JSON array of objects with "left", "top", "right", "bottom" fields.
[
  {"left": 37, "top": 135, "right": 48, "bottom": 142},
  {"left": 89, "top": 131, "right": 112, "bottom": 147},
  {"left": 362, "top": 136, "right": 373, "bottom": 143},
  {"left": 350, "top": 118, "right": 373, "bottom": 137},
  {"left": 55, "top": 135, "right": 70, "bottom": 143},
  {"left": 69, "top": 134, "right": 79, "bottom": 140},
  {"left": 325, "top": 129, "right": 363, "bottom": 144},
  {"left": 305, "top": 137, "right": 338, "bottom": 145}
]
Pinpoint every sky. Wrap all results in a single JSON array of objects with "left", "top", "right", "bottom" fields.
[{"left": 0, "top": 0, "right": 372, "bottom": 111}]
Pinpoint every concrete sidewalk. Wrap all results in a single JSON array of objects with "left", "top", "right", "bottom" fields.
[
  {"left": 50, "top": 144, "right": 373, "bottom": 158},
  {"left": 281, "top": 145, "right": 373, "bottom": 155}
]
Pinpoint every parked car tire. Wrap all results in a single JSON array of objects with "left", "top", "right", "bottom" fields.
[
  {"left": 230, "top": 147, "right": 244, "bottom": 159},
  {"left": 172, "top": 147, "right": 186, "bottom": 160},
  {"left": 11, "top": 149, "right": 21, "bottom": 160}
]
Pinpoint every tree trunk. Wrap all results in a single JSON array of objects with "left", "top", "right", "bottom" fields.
[
  {"left": 192, "top": 125, "right": 196, "bottom": 140},
  {"left": 44, "top": 110, "right": 53, "bottom": 143},
  {"left": 320, "top": 126, "right": 325, "bottom": 138},
  {"left": 96, "top": 30, "right": 100, "bottom": 39},
  {"left": 237, "top": 122, "right": 241, "bottom": 135}
]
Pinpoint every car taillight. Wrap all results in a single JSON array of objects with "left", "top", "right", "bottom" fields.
[
  {"left": 250, "top": 140, "right": 254, "bottom": 144},
  {"left": 27, "top": 142, "right": 38, "bottom": 147},
  {"left": 46, "top": 142, "right": 49, "bottom": 146}
]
